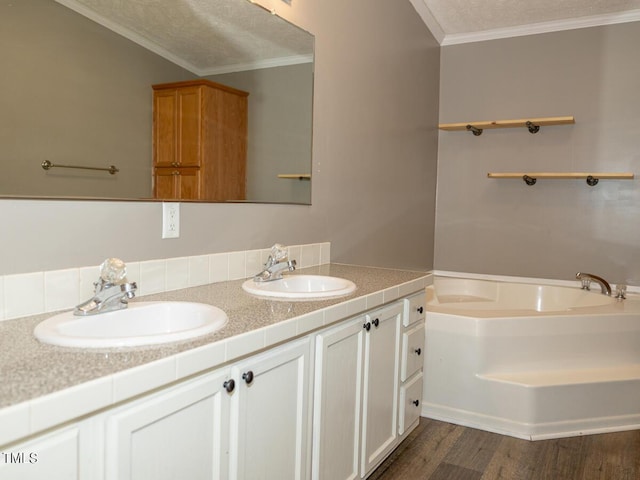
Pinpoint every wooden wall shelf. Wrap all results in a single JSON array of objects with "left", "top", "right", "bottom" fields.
[
  {"left": 488, "top": 172, "right": 634, "bottom": 186},
  {"left": 439, "top": 116, "right": 575, "bottom": 135}
]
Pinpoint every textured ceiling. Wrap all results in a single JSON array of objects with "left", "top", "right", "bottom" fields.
[
  {"left": 55, "top": 0, "right": 313, "bottom": 75},
  {"left": 414, "top": 0, "right": 640, "bottom": 44},
  {"left": 57, "top": 0, "right": 640, "bottom": 66}
]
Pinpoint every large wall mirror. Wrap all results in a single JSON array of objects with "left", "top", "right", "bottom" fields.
[{"left": 0, "top": 0, "right": 314, "bottom": 204}]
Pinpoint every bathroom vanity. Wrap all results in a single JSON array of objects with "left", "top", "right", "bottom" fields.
[{"left": 0, "top": 264, "right": 429, "bottom": 480}]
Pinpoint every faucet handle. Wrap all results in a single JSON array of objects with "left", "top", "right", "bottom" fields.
[
  {"left": 615, "top": 284, "right": 627, "bottom": 300},
  {"left": 580, "top": 277, "right": 591, "bottom": 290},
  {"left": 100, "top": 258, "right": 128, "bottom": 284},
  {"left": 270, "top": 244, "right": 289, "bottom": 262}
]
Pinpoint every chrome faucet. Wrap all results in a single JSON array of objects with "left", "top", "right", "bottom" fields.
[
  {"left": 576, "top": 272, "right": 612, "bottom": 296},
  {"left": 254, "top": 244, "right": 297, "bottom": 282},
  {"left": 75, "top": 258, "right": 137, "bottom": 316}
]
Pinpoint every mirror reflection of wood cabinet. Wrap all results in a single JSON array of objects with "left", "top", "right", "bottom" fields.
[
  {"left": 152, "top": 80, "right": 248, "bottom": 201},
  {"left": 154, "top": 167, "right": 200, "bottom": 200}
]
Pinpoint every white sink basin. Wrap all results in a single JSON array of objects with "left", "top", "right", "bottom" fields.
[
  {"left": 34, "top": 302, "right": 228, "bottom": 348},
  {"left": 242, "top": 275, "right": 356, "bottom": 300}
]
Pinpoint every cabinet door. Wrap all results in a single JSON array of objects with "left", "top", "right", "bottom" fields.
[
  {"left": 154, "top": 167, "right": 200, "bottom": 200},
  {"left": 153, "top": 89, "right": 178, "bottom": 167},
  {"left": 105, "top": 369, "right": 231, "bottom": 480},
  {"left": 361, "top": 303, "right": 402, "bottom": 476},
  {"left": 153, "top": 86, "right": 201, "bottom": 168},
  {"left": 230, "top": 337, "right": 311, "bottom": 480},
  {"left": 0, "top": 425, "right": 86, "bottom": 480},
  {"left": 312, "top": 317, "right": 365, "bottom": 480}
]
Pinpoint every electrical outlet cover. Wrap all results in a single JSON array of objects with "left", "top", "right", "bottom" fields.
[{"left": 162, "top": 202, "right": 180, "bottom": 239}]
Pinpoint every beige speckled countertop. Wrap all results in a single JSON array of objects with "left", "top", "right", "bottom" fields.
[{"left": 0, "top": 264, "right": 429, "bottom": 420}]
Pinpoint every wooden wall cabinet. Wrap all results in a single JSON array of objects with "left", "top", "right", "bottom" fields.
[{"left": 152, "top": 80, "right": 248, "bottom": 201}]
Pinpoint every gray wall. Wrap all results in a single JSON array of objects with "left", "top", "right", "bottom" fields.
[
  {"left": 435, "top": 22, "right": 640, "bottom": 285},
  {"left": 0, "top": 0, "right": 195, "bottom": 198},
  {"left": 0, "top": 0, "right": 440, "bottom": 275},
  {"left": 211, "top": 64, "right": 314, "bottom": 204}
]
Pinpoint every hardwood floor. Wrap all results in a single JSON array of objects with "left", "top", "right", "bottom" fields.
[{"left": 368, "top": 418, "right": 640, "bottom": 480}]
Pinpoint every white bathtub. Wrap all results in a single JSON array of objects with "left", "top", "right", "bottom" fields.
[{"left": 423, "top": 276, "right": 640, "bottom": 440}]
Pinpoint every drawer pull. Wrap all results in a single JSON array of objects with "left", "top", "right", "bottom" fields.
[
  {"left": 414, "top": 348, "right": 422, "bottom": 356},
  {"left": 223, "top": 379, "right": 235, "bottom": 393},
  {"left": 372, "top": 318, "right": 380, "bottom": 328},
  {"left": 242, "top": 371, "right": 254, "bottom": 384},
  {"left": 417, "top": 306, "right": 424, "bottom": 314},
  {"left": 412, "top": 399, "right": 420, "bottom": 407},
  {"left": 363, "top": 322, "right": 371, "bottom": 331}
]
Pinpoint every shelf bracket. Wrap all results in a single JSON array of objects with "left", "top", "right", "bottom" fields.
[
  {"left": 525, "top": 121, "right": 540, "bottom": 134},
  {"left": 522, "top": 174, "right": 600, "bottom": 186},
  {"left": 466, "top": 124, "right": 483, "bottom": 136}
]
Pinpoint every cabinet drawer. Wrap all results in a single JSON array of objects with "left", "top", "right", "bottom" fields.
[
  {"left": 401, "top": 322, "right": 424, "bottom": 382},
  {"left": 403, "top": 292, "right": 426, "bottom": 327},
  {"left": 399, "top": 372, "right": 423, "bottom": 435}
]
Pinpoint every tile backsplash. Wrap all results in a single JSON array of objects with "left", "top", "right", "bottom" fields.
[{"left": 0, "top": 242, "right": 330, "bottom": 322}]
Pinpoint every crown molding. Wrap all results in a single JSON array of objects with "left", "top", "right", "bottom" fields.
[
  {"left": 440, "top": 8, "right": 640, "bottom": 46},
  {"left": 198, "top": 54, "right": 314, "bottom": 76},
  {"left": 408, "top": 0, "right": 445, "bottom": 44}
]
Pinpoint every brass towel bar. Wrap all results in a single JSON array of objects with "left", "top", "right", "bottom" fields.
[{"left": 41, "top": 160, "right": 119, "bottom": 175}]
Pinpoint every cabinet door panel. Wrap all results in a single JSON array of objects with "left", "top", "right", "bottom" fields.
[
  {"left": 154, "top": 90, "right": 177, "bottom": 167},
  {"left": 0, "top": 426, "right": 81, "bottom": 480},
  {"left": 177, "top": 87, "right": 202, "bottom": 167},
  {"left": 230, "top": 338, "right": 311, "bottom": 480},
  {"left": 312, "top": 318, "right": 365, "bottom": 480},
  {"left": 175, "top": 167, "right": 200, "bottom": 199},
  {"left": 154, "top": 168, "right": 177, "bottom": 199},
  {"left": 361, "top": 304, "right": 402, "bottom": 476},
  {"left": 154, "top": 167, "right": 200, "bottom": 200},
  {"left": 106, "top": 370, "right": 230, "bottom": 480}
]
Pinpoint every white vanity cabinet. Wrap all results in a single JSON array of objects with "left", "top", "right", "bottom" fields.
[
  {"left": 228, "top": 337, "right": 311, "bottom": 480},
  {"left": 105, "top": 369, "right": 231, "bottom": 480},
  {"left": 360, "top": 305, "right": 403, "bottom": 474},
  {"left": 1, "top": 281, "right": 428, "bottom": 480},
  {"left": 0, "top": 424, "right": 93, "bottom": 480},
  {"left": 104, "top": 337, "right": 311, "bottom": 480},
  {"left": 311, "top": 301, "right": 403, "bottom": 480}
]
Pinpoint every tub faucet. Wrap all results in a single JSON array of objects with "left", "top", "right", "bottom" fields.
[
  {"left": 576, "top": 272, "right": 611, "bottom": 296},
  {"left": 254, "top": 244, "right": 297, "bottom": 282},
  {"left": 75, "top": 258, "right": 137, "bottom": 316}
]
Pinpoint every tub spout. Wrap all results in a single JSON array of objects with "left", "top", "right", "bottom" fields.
[{"left": 576, "top": 272, "right": 612, "bottom": 296}]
